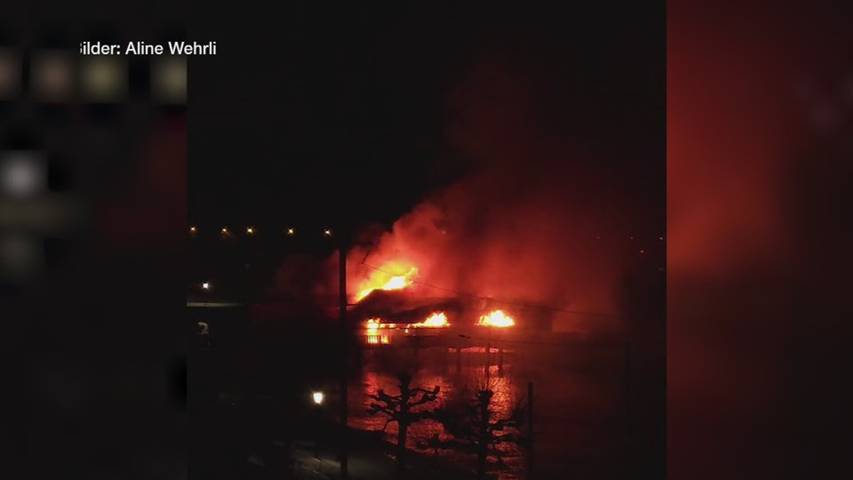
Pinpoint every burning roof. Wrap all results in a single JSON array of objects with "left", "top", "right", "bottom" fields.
[
  {"left": 350, "top": 289, "right": 463, "bottom": 326},
  {"left": 349, "top": 286, "right": 552, "bottom": 333},
  {"left": 354, "top": 263, "right": 418, "bottom": 301}
]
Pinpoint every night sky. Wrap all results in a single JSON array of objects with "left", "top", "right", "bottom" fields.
[{"left": 190, "top": 3, "right": 664, "bottom": 233}]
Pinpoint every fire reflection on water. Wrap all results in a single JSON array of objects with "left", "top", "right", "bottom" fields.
[
  {"left": 349, "top": 354, "right": 521, "bottom": 454},
  {"left": 346, "top": 341, "right": 626, "bottom": 479}
]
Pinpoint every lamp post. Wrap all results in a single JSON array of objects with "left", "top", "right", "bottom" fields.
[
  {"left": 338, "top": 239, "right": 349, "bottom": 479},
  {"left": 310, "top": 390, "right": 326, "bottom": 459}
]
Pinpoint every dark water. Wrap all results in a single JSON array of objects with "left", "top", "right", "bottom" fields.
[
  {"left": 348, "top": 340, "right": 629, "bottom": 479},
  {"left": 191, "top": 308, "right": 637, "bottom": 479}
]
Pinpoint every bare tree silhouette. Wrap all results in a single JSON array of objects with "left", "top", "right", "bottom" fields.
[
  {"left": 367, "top": 372, "right": 441, "bottom": 472},
  {"left": 429, "top": 381, "right": 526, "bottom": 479}
]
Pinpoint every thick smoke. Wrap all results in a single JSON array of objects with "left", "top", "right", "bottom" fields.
[{"left": 343, "top": 56, "right": 655, "bottom": 333}]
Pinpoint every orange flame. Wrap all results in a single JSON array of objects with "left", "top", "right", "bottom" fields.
[
  {"left": 364, "top": 318, "right": 398, "bottom": 330},
  {"left": 411, "top": 311, "right": 449, "bottom": 328},
  {"left": 355, "top": 263, "right": 418, "bottom": 301},
  {"left": 477, "top": 309, "right": 515, "bottom": 328}
]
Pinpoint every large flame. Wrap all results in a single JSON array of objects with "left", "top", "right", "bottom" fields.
[
  {"left": 355, "top": 263, "right": 418, "bottom": 301},
  {"left": 411, "top": 311, "right": 449, "bottom": 328},
  {"left": 477, "top": 309, "right": 515, "bottom": 328}
]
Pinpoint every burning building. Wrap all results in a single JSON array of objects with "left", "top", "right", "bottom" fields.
[{"left": 349, "top": 268, "right": 555, "bottom": 346}]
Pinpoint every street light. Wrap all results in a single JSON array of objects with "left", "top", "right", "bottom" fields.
[
  {"left": 201, "top": 281, "right": 211, "bottom": 291},
  {"left": 312, "top": 391, "right": 325, "bottom": 405},
  {"left": 287, "top": 227, "right": 295, "bottom": 236},
  {"left": 323, "top": 228, "right": 332, "bottom": 237}
]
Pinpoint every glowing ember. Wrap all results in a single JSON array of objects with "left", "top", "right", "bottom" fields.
[
  {"left": 355, "top": 263, "right": 418, "bottom": 301},
  {"left": 478, "top": 309, "right": 515, "bottom": 328},
  {"left": 365, "top": 318, "right": 380, "bottom": 332},
  {"left": 364, "top": 318, "right": 392, "bottom": 344},
  {"left": 411, "top": 311, "right": 449, "bottom": 328},
  {"left": 367, "top": 334, "right": 390, "bottom": 344}
]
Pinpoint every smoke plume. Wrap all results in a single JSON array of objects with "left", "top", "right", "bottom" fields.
[{"left": 342, "top": 55, "right": 661, "bottom": 333}]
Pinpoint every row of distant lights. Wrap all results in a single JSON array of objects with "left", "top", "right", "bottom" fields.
[
  {"left": 189, "top": 226, "right": 663, "bottom": 243},
  {"left": 193, "top": 226, "right": 330, "bottom": 293},
  {"left": 192, "top": 226, "right": 333, "bottom": 292},
  {"left": 189, "top": 226, "right": 332, "bottom": 237}
]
